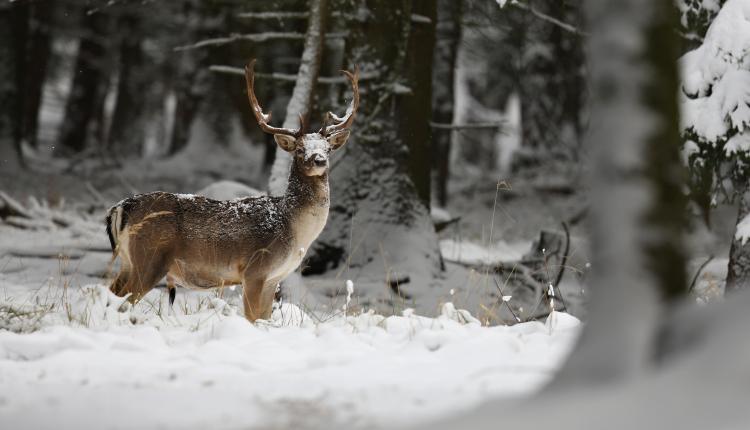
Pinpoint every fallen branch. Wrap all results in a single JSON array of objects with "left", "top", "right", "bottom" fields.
[{"left": 0, "top": 191, "right": 32, "bottom": 220}]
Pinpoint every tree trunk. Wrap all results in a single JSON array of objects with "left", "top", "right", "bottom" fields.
[
  {"left": 402, "top": 0, "right": 437, "bottom": 206},
  {"left": 22, "top": 0, "right": 54, "bottom": 149},
  {"left": 57, "top": 10, "right": 110, "bottom": 155},
  {"left": 552, "top": 0, "right": 686, "bottom": 386},
  {"left": 306, "top": 0, "right": 442, "bottom": 314},
  {"left": 726, "top": 189, "right": 750, "bottom": 292},
  {"left": 519, "top": 0, "right": 585, "bottom": 158},
  {"left": 108, "top": 14, "right": 151, "bottom": 157},
  {"left": 431, "top": 0, "right": 462, "bottom": 207},
  {"left": 0, "top": 3, "right": 25, "bottom": 172},
  {"left": 267, "top": 0, "right": 326, "bottom": 196}
]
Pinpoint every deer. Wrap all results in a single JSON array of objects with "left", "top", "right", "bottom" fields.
[{"left": 105, "top": 59, "right": 359, "bottom": 322}]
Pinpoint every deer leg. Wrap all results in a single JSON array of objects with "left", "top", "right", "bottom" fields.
[
  {"left": 242, "top": 278, "right": 265, "bottom": 322},
  {"left": 114, "top": 253, "right": 171, "bottom": 304},
  {"left": 166, "top": 274, "right": 177, "bottom": 307},
  {"left": 258, "top": 279, "right": 280, "bottom": 320}
]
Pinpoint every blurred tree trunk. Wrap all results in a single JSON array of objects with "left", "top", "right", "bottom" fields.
[
  {"left": 58, "top": 9, "right": 110, "bottom": 155},
  {"left": 267, "top": 0, "right": 326, "bottom": 196},
  {"left": 726, "top": 189, "right": 750, "bottom": 292},
  {"left": 403, "top": 0, "right": 437, "bottom": 206},
  {"left": 0, "top": 2, "right": 26, "bottom": 171},
  {"left": 22, "top": 0, "right": 54, "bottom": 149},
  {"left": 519, "top": 0, "right": 584, "bottom": 158},
  {"left": 552, "top": 0, "right": 686, "bottom": 386},
  {"left": 431, "top": 0, "right": 461, "bottom": 207},
  {"left": 167, "top": 0, "right": 204, "bottom": 156},
  {"left": 108, "top": 13, "right": 150, "bottom": 157},
  {"left": 307, "top": 0, "right": 442, "bottom": 312}
]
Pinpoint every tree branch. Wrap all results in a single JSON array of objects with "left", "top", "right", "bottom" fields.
[
  {"left": 430, "top": 121, "right": 504, "bottom": 131},
  {"left": 174, "top": 32, "right": 347, "bottom": 51},
  {"left": 209, "top": 65, "right": 379, "bottom": 84},
  {"left": 511, "top": 2, "right": 588, "bottom": 37}
]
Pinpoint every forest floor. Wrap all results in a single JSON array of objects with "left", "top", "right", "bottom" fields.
[{"left": 0, "top": 155, "right": 732, "bottom": 428}]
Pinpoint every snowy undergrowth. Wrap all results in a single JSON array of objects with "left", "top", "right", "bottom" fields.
[{"left": 0, "top": 281, "right": 579, "bottom": 429}]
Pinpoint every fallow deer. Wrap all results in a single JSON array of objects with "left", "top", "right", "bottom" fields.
[{"left": 105, "top": 60, "right": 359, "bottom": 321}]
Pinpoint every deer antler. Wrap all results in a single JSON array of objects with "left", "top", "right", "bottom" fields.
[
  {"left": 320, "top": 66, "right": 360, "bottom": 136},
  {"left": 245, "top": 59, "right": 301, "bottom": 137}
]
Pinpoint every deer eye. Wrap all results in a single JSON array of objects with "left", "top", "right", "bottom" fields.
[{"left": 296, "top": 147, "right": 305, "bottom": 155}]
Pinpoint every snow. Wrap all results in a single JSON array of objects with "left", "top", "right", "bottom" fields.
[
  {"left": 439, "top": 238, "right": 531, "bottom": 266},
  {"left": 734, "top": 213, "right": 750, "bottom": 245},
  {"left": 680, "top": 0, "right": 750, "bottom": 142},
  {"left": 0, "top": 279, "right": 580, "bottom": 429}
]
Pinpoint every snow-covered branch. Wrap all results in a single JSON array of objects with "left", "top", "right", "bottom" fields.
[
  {"left": 174, "top": 32, "right": 348, "bottom": 51},
  {"left": 209, "top": 65, "right": 379, "bottom": 84},
  {"left": 510, "top": 2, "right": 588, "bottom": 37}
]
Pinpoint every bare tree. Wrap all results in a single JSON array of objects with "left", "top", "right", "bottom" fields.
[
  {"left": 431, "top": 0, "right": 462, "bottom": 207},
  {"left": 21, "top": 0, "right": 54, "bottom": 149},
  {"left": 307, "top": 0, "right": 443, "bottom": 312},
  {"left": 57, "top": 9, "right": 111, "bottom": 155},
  {"left": 267, "top": 0, "right": 327, "bottom": 196},
  {"left": 0, "top": 2, "right": 26, "bottom": 172}
]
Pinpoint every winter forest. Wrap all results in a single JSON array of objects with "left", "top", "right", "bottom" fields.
[{"left": 1, "top": 0, "right": 749, "bottom": 428}]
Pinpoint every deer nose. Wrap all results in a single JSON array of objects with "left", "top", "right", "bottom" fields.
[{"left": 313, "top": 155, "right": 327, "bottom": 166}]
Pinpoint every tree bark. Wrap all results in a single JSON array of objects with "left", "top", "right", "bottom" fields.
[
  {"left": 57, "top": 9, "right": 110, "bottom": 155},
  {"left": 306, "top": 0, "right": 442, "bottom": 314},
  {"left": 21, "top": 0, "right": 54, "bottom": 149},
  {"left": 431, "top": 0, "right": 462, "bottom": 207},
  {"left": 267, "top": 0, "right": 326, "bottom": 196},
  {"left": 108, "top": 13, "right": 150, "bottom": 157},
  {"left": 519, "top": 0, "right": 585, "bottom": 157},
  {"left": 403, "top": 0, "right": 437, "bottom": 206},
  {"left": 0, "top": 3, "right": 25, "bottom": 172},
  {"left": 726, "top": 189, "right": 750, "bottom": 292},
  {"left": 552, "top": 0, "right": 686, "bottom": 386}
]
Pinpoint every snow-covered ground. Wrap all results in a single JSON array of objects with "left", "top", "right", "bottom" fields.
[{"left": 0, "top": 276, "right": 579, "bottom": 430}]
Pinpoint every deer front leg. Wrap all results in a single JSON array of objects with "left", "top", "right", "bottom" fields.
[
  {"left": 242, "top": 278, "right": 265, "bottom": 322},
  {"left": 258, "top": 279, "right": 280, "bottom": 320}
]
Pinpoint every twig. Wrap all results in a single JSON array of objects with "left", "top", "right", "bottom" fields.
[
  {"left": 174, "top": 32, "right": 348, "bottom": 51},
  {"left": 493, "top": 277, "right": 521, "bottom": 323},
  {"left": 688, "top": 255, "right": 714, "bottom": 293},
  {"left": 511, "top": 2, "right": 588, "bottom": 37},
  {"left": 551, "top": 222, "right": 570, "bottom": 312}
]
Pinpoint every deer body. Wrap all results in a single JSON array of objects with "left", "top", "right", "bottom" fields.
[{"left": 107, "top": 61, "right": 358, "bottom": 321}]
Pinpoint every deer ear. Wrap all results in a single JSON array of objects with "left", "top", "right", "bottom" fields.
[
  {"left": 326, "top": 130, "right": 351, "bottom": 151},
  {"left": 274, "top": 134, "right": 297, "bottom": 152}
]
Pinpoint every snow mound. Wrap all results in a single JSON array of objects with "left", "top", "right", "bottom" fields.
[
  {"left": 0, "top": 281, "right": 579, "bottom": 429},
  {"left": 680, "top": 0, "right": 750, "bottom": 143},
  {"left": 440, "top": 238, "right": 531, "bottom": 266},
  {"left": 196, "top": 180, "right": 265, "bottom": 201}
]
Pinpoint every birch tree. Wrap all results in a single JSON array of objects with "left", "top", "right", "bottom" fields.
[{"left": 267, "top": 0, "right": 326, "bottom": 196}]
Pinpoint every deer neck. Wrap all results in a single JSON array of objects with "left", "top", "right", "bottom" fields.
[{"left": 282, "top": 158, "right": 330, "bottom": 248}]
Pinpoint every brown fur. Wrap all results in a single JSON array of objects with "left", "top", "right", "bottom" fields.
[{"left": 107, "top": 144, "right": 342, "bottom": 321}]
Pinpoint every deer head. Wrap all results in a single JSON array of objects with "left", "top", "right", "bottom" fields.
[{"left": 244, "top": 59, "right": 359, "bottom": 177}]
